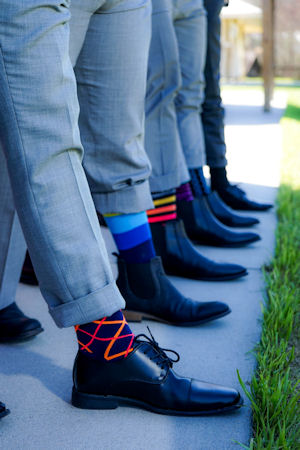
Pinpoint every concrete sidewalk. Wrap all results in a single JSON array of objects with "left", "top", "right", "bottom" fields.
[{"left": 0, "top": 89, "right": 285, "bottom": 449}]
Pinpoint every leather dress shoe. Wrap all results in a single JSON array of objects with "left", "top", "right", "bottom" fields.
[
  {"left": 177, "top": 197, "right": 260, "bottom": 247},
  {"left": 20, "top": 252, "right": 38, "bottom": 286},
  {"left": 117, "top": 256, "right": 231, "bottom": 326},
  {"left": 72, "top": 333, "right": 243, "bottom": 416},
  {"left": 206, "top": 191, "right": 259, "bottom": 228},
  {"left": 217, "top": 185, "right": 273, "bottom": 211},
  {"left": 0, "top": 302, "right": 43, "bottom": 342},
  {"left": 0, "top": 402, "right": 10, "bottom": 419},
  {"left": 150, "top": 219, "right": 247, "bottom": 281}
]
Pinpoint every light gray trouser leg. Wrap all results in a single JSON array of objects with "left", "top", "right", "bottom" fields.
[
  {"left": 0, "top": 149, "right": 26, "bottom": 310},
  {"left": 173, "top": 0, "right": 207, "bottom": 169},
  {"left": 145, "top": 0, "right": 189, "bottom": 193},
  {"left": 71, "top": 0, "right": 153, "bottom": 214},
  {"left": 0, "top": 0, "right": 152, "bottom": 317},
  {"left": 0, "top": 0, "right": 125, "bottom": 328}
]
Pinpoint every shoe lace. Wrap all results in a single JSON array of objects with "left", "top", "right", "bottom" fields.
[{"left": 135, "top": 327, "right": 180, "bottom": 369}]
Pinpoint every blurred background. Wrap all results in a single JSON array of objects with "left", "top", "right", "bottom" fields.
[{"left": 220, "top": 0, "right": 300, "bottom": 84}]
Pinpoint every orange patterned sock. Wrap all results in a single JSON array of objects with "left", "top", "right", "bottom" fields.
[{"left": 75, "top": 310, "right": 134, "bottom": 362}]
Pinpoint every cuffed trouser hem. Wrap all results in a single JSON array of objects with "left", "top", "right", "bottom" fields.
[
  {"left": 149, "top": 168, "right": 189, "bottom": 193},
  {"left": 48, "top": 281, "right": 125, "bottom": 328},
  {"left": 92, "top": 180, "right": 154, "bottom": 214},
  {"left": 185, "top": 151, "right": 206, "bottom": 169}
]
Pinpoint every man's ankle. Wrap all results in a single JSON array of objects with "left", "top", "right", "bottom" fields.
[{"left": 210, "top": 167, "right": 229, "bottom": 191}]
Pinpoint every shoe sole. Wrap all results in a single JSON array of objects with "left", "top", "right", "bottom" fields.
[
  {"left": 123, "top": 308, "right": 231, "bottom": 326},
  {"left": 228, "top": 205, "right": 273, "bottom": 212},
  {"left": 164, "top": 269, "right": 248, "bottom": 282},
  {"left": 72, "top": 388, "right": 243, "bottom": 416},
  {"left": 0, "top": 327, "right": 44, "bottom": 343},
  {"left": 217, "top": 219, "right": 259, "bottom": 228},
  {"left": 190, "top": 236, "right": 261, "bottom": 248}
]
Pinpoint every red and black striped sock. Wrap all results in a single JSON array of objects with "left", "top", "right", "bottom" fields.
[{"left": 147, "top": 191, "right": 177, "bottom": 224}]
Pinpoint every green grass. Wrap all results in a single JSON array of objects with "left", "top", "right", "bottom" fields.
[{"left": 238, "top": 88, "right": 300, "bottom": 449}]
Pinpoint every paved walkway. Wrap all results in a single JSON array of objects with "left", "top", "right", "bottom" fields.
[{"left": 0, "top": 89, "right": 285, "bottom": 449}]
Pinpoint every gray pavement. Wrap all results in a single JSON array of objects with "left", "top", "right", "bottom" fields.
[{"left": 0, "top": 89, "right": 285, "bottom": 449}]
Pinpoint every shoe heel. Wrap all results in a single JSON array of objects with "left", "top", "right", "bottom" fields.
[
  {"left": 72, "top": 389, "right": 119, "bottom": 410},
  {"left": 123, "top": 310, "right": 143, "bottom": 322}
]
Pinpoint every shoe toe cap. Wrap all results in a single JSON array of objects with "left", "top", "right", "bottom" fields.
[
  {"left": 245, "top": 217, "right": 260, "bottom": 226},
  {"left": 197, "top": 301, "right": 230, "bottom": 320},
  {"left": 0, "top": 317, "right": 43, "bottom": 341},
  {"left": 241, "top": 232, "right": 261, "bottom": 244},
  {"left": 190, "top": 379, "right": 243, "bottom": 412},
  {"left": 20, "top": 317, "right": 43, "bottom": 333},
  {"left": 220, "top": 263, "right": 247, "bottom": 277}
]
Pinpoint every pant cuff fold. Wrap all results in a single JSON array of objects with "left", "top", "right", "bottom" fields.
[
  {"left": 49, "top": 281, "right": 125, "bottom": 328},
  {"left": 92, "top": 181, "right": 154, "bottom": 214}
]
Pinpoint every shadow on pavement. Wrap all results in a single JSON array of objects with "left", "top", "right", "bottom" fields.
[
  {"left": 0, "top": 345, "right": 71, "bottom": 403},
  {"left": 224, "top": 104, "right": 285, "bottom": 126}
]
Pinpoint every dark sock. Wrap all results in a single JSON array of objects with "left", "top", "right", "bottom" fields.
[
  {"left": 210, "top": 167, "right": 229, "bottom": 191},
  {"left": 176, "top": 182, "right": 194, "bottom": 202},
  {"left": 189, "top": 167, "right": 210, "bottom": 197},
  {"left": 147, "top": 190, "right": 177, "bottom": 224},
  {"left": 75, "top": 310, "right": 134, "bottom": 362},
  {"left": 104, "top": 212, "right": 156, "bottom": 264}
]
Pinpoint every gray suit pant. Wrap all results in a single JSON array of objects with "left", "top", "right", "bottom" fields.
[{"left": 0, "top": 0, "right": 152, "bottom": 326}]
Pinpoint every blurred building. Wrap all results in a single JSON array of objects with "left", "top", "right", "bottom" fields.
[
  {"left": 221, "top": 0, "right": 300, "bottom": 81},
  {"left": 221, "top": 0, "right": 262, "bottom": 80},
  {"left": 274, "top": 0, "right": 300, "bottom": 78}
]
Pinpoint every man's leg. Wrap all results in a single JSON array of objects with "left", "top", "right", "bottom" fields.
[
  {"left": 145, "top": 0, "right": 189, "bottom": 193},
  {"left": 203, "top": 0, "right": 272, "bottom": 211},
  {"left": 71, "top": 0, "right": 154, "bottom": 214},
  {"left": 0, "top": 148, "right": 42, "bottom": 341},
  {"left": 0, "top": 0, "right": 243, "bottom": 416},
  {"left": 144, "top": 0, "right": 248, "bottom": 279},
  {"left": 171, "top": 0, "right": 260, "bottom": 245},
  {"left": 202, "top": 0, "right": 226, "bottom": 169},
  {"left": 172, "top": 0, "right": 260, "bottom": 226},
  {"left": 0, "top": 0, "right": 125, "bottom": 328},
  {"left": 71, "top": 0, "right": 230, "bottom": 326},
  {"left": 173, "top": 0, "right": 207, "bottom": 171},
  {"left": 0, "top": 150, "right": 27, "bottom": 311}
]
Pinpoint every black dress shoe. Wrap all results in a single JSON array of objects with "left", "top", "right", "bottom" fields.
[
  {"left": 0, "top": 302, "right": 43, "bottom": 343},
  {"left": 150, "top": 219, "right": 247, "bottom": 281},
  {"left": 117, "top": 256, "right": 231, "bottom": 326},
  {"left": 72, "top": 333, "right": 243, "bottom": 416},
  {"left": 0, "top": 402, "right": 10, "bottom": 419},
  {"left": 217, "top": 185, "right": 273, "bottom": 211},
  {"left": 177, "top": 197, "right": 260, "bottom": 247},
  {"left": 20, "top": 252, "right": 38, "bottom": 286},
  {"left": 206, "top": 191, "right": 259, "bottom": 228}
]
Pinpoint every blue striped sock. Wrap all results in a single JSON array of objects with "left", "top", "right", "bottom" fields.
[{"left": 104, "top": 212, "right": 156, "bottom": 263}]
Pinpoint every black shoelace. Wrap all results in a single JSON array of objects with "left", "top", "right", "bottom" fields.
[{"left": 135, "top": 327, "right": 180, "bottom": 369}]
